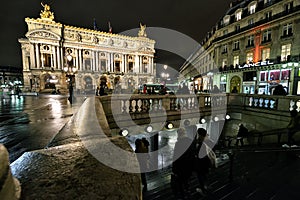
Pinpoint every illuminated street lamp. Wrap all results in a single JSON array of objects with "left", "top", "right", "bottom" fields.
[{"left": 63, "top": 55, "right": 77, "bottom": 104}]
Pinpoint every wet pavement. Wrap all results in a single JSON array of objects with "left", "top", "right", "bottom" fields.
[{"left": 0, "top": 94, "right": 87, "bottom": 163}]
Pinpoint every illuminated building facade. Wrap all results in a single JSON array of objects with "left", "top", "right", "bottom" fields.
[
  {"left": 19, "top": 4, "right": 155, "bottom": 93},
  {"left": 180, "top": 0, "right": 300, "bottom": 95}
]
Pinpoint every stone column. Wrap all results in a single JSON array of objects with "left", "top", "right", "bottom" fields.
[
  {"left": 79, "top": 49, "right": 82, "bottom": 71},
  {"left": 75, "top": 49, "right": 79, "bottom": 70},
  {"left": 93, "top": 51, "right": 96, "bottom": 71},
  {"left": 35, "top": 43, "right": 40, "bottom": 68},
  {"left": 30, "top": 44, "right": 35, "bottom": 69},
  {"left": 56, "top": 46, "right": 61, "bottom": 70},
  {"left": 110, "top": 53, "right": 114, "bottom": 72},
  {"left": 150, "top": 132, "right": 159, "bottom": 169},
  {"left": 21, "top": 46, "right": 27, "bottom": 71},
  {"left": 53, "top": 46, "right": 57, "bottom": 69},
  {"left": 0, "top": 144, "right": 21, "bottom": 200},
  {"left": 95, "top": 51, "right": 99, "bottom": 72},
  {"left": 60, "top": 47, "right": 64, "bottom": 70},
  {"left": 124, "top": 55, "right": 127, "bottom": 72}
]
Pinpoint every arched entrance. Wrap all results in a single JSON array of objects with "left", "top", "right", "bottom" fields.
[
  {"left": 230, "top": 76, "right": 241, "bottom": 93},
  {"left": 100, "top": 75, "right": 107, "bottom": 87},
  {"left": 84, "top": 76, "right": 93, "bottom": 94},
  {"left": 44, "top": 73, "right": 57, "bottom": 89}
]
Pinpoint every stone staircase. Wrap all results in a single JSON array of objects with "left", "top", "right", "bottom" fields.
[{"left": 143, "top": 148, "right": 300, "bottom": 200}]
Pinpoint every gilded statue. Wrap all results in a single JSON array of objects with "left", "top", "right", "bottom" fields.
[
  {"left": 40, "top": 2, "right": 54, "bottom": 20},
  {"left": 138, "top": 23, "right": 147, "bottom": 37}
]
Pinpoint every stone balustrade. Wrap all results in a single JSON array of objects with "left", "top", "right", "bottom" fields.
[
  {"left": 99, "top": 93, "right": 300, "bottom": 117},
  {"left": 97, "top": 93, "right": 300, "bottom": 136}
]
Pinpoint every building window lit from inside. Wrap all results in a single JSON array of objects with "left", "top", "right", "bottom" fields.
[{"left": 281, "top": 44, "right": 291, "bottom": 61}]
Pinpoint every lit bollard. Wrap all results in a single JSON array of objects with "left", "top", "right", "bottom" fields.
[{"left": 0, "top": 144, "right": 21, "bottom": 200}]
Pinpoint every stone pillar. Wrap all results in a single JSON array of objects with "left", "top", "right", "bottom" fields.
[
  {"left": 60, "top": 47, "right": 64, "bottom": 70},
  {"left": 53, "top": 46, "right": 57, "bottom": 69},
  {"left": 56, "top": 46, "right": 61, "bottom": 70},
  {"left": 79, "top": 49, "right": 82, "bottom": 71},
  {"left": 95, "top": 51, "right": 99, "bottom": 72},
  {"left": 21, "top": 46, "right": 27, "bottom": 71},
  {"left": 150, "top": 132, "right": 159, "bottom": 169},
  {"left": 0, "top": 144, "right": 21, "bottom": 200},
  {"left": 35, "top": 44, "right": 40, "bottom": 68},
  {"left": 124, "top": 55, "right": 127, "bottom": 72},
  {"left": 93, "top": 51, "right": 96, "bottom": 71}
]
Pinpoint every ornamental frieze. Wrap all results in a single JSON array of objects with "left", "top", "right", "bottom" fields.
[
  {"left": 93, "top": 36, "right": 99, "bottom": 44},
  {"left": 27, "top": 31, "right": 59, "bottom": 40}
]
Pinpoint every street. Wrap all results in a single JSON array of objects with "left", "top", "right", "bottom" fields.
[{"left": 0, "top": 94, "right": 86, "bottom": 162}]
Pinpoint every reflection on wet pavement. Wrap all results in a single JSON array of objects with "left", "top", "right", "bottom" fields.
[{"left": 0, "top": 94, "right": 86, "bottom": 162}]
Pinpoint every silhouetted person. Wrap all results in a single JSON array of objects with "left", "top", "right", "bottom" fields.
[
  {"left": 193, "top": 128, "right": 215, "bottom": 195},
  {"left": 135, "top": 138, "right": 149, "bottom": 191},
  {"left": 235, "top": 124, "right": 248, "bottom": 146},
  {"left": 99, "top": 85, "right": 105, "bottom": 96},
  {"left": 95, "top": 86, "right": 99, "bottom": 96},
  {"left": 285, "top": 109, "right": 300, "bottom": 147},
  {"left": 159, "top": 85, "right": 167, "bottom": 95},
  {"left": 231, "top": 86, "right": 238, "bottom": 93},
  {"left": 212, "top": 85, "right": 220, "bottom": 93},
  {"left": 273, "top": 84, "right": 287, "bottom": 96},
  {"left": 143, "top": 84, "right": 147, "bottom": 94},
  {"left": 172, "top": 128, "right": 195, "bottom": 199}
]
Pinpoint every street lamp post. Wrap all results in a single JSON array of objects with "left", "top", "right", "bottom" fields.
[{"left": 64, "top": 55, "right": 77, "bottom": 104}]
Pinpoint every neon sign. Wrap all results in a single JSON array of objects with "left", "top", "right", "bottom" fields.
[{"left": 238, "top": 60, "right": 274, "bottom": 69}]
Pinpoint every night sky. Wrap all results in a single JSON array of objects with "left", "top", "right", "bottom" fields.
[{"left": 0, "top": 0, "right": 233, "bottom": 71}]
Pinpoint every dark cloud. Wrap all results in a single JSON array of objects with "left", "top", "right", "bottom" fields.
[{"left": 0, "top": 0, "right": 232, "bottom": 70}]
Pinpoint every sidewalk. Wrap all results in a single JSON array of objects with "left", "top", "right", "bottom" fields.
[{"left": 10, "top": 97, "right": 142, "bottom": 200}]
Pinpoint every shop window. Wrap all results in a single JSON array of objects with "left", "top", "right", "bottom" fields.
[
  {"left": 243, "top": 71, "right": 256, "bottom": 81},
  {"left": 281, "top": 70, "right": 290, "bottom": 80},
  {"left": 269, "top": 70, "right": 280, "bottom": 81},
  {"left": 260, "top": 71, "right": 267, "bottom": 81}
]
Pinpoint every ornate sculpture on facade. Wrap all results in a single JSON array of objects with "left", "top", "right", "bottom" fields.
[
  {"left": 40, "top": 3, "right": 54, "bottom": 20},
  {"left": 138, "top": 23, "right": 147, "bottom": 37}
]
